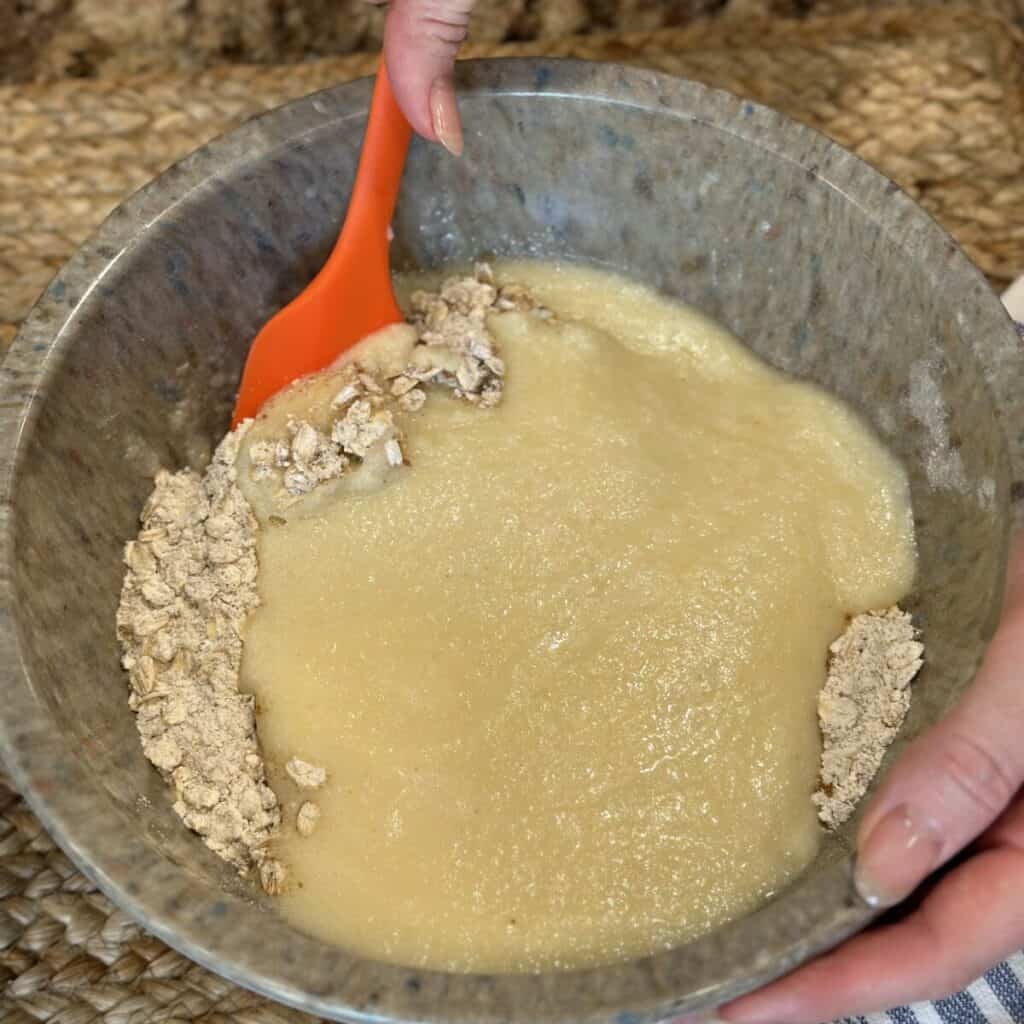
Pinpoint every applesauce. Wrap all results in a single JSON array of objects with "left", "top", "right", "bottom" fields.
[{"left": 236, "top": 262, "right": 916, "bottom": 972}]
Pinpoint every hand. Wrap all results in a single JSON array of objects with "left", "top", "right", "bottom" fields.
[
  {"left": 368, "top": 0, "right": 477, "bottom": 154},
  {"left": 719, "top": 533, "right": 1024, "bottom": 1024}
]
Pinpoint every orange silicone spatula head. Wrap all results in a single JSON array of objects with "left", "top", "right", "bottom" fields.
[{"left": 231, "top": 61, "right": 412, "bottom": 426}]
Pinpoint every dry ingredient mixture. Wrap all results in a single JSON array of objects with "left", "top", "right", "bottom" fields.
[
  {"left": 118, "top": 261, "right": 923, "bottom": 956},
  {"left": 814, "top": 607, "right": 924, "bottom": 828},
  {"left": 115, "top": 427, "right": 286, "bottom": 893}
]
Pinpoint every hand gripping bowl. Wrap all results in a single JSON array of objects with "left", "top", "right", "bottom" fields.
[{"left": 1, "top": 60, "right": 1022, "bottom": 1024}]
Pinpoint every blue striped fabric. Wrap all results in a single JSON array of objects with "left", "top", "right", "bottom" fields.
[{"left": 834, "top": 952, "right": 1024, "bottom": 1024}]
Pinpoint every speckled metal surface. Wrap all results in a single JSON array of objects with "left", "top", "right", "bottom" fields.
[{"left": 0, "top": 59, "right": 1021, "bottom": 1024}]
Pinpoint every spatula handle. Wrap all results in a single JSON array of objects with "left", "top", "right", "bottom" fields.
[{"left": 336, "top": 62, "right": 413, "bottom": 253}]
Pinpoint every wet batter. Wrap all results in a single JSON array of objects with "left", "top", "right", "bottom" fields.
[{"left": 237, "top": 262, "right": 916, "bottom": 972}]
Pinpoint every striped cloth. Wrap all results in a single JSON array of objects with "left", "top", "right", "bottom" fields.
[
  {"left": 833, "top": 282, "right": 1024, "bottom": 1024},
  {"left": 834, "top": 953, "right": 1024, "bottom": 1023}
]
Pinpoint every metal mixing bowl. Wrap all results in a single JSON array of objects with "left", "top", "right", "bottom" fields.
[{"left": 1, "top": 59, "right": 1022, "bottom": 1024}]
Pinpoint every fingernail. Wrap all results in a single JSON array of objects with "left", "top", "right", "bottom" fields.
[
  {"left": 854, "top": 804, "right": 944, "bottom": 909},
  {"left": 430, "top": 77, "right": 463, "bottom": 156}
]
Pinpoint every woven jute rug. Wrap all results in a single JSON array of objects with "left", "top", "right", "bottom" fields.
[
  {"left": 1, "top": 3, "right": 1022, "bottom": 1021},
  {"left": 3, "top": 1, "right": 1024, "bottom": 357}
]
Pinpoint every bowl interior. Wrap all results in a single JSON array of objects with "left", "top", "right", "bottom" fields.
[{"left": 2, "top": 60, "right": 1021, "bottom": 1024}]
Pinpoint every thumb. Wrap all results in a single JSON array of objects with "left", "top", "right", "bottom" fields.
[
  {"left": 853, "top": 533, "right": 1024, "bottom": 908},
  {"left": 382, "top": 0, "right": 476, "bottom": 154}
]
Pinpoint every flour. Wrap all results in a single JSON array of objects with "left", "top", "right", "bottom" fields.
[
  {"left": 814, "top": 607, "right": 924, "bottom": 828},
  {"left": 907, "top": 357, "right": 969, "bottom": 493},
  {"left": 116, "top": 425, "right": 285, "bottom": 889}
]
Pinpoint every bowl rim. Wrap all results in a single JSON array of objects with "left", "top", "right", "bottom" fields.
[{"left": 1, "top": 57, "right": 1021, "bottom": 1024}]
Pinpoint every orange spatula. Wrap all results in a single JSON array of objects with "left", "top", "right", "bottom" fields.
[{"left": 232, "top": 61, "right": 412, "bottom": 426}]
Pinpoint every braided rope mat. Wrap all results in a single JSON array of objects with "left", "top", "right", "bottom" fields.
[{"left": 1, "top": 4, "right": 1023, "bottom": 1021}]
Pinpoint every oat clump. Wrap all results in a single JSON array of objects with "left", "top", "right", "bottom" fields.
[
  {"left": 814, "top": 607, "right": 924, "bottom": 828},
  {"left": 116, "top": 425, "right": 285, "bottom": 889},
  {"left": 406, "top": 262, "right": 529, "bottom": 407},
  {"left": 244, "top": 263, "right": 548, "bottom": 502},
  {"left": 247, "top": 394, "right": 403, "bottom": 499},
  {"left": 286, "top": 757, "right": 327, "bottom": 790},
  {"left": 296, "top": 802, "right": 321, "bottom": 838}
]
